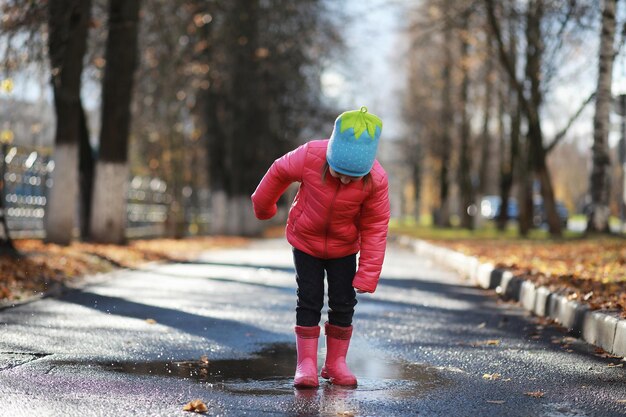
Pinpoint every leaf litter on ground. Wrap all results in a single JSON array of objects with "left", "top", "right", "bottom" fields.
[{"left": 427, "top": 238, "right": 626, "bottom": 316}]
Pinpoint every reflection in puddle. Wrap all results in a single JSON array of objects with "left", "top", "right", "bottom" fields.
[{"left": 95, "top": 343, "right": 451, "bottom": 401}]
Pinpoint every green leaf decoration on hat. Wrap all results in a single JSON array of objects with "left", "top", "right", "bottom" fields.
[{"left": 339, "top": 106, "right": 383, "bottom": 140}]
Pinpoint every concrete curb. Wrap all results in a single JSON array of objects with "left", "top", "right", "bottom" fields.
[{"left": 402, "top": 236, "right": 625, "bottom": 358}]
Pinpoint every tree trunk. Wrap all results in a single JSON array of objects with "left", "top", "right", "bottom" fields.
[
  {"left": 90, "top": 0, "right": 141, "bottom": 244},
  {"left": 78, "top": 104, "right": 94, "bottom": 240},
  {"left": 0, "top": 143, "right": 19, "bottom": 256},
  {"left": 486, "top": 0, "right": 561, "bottom": 236},
  {"left": 436, "top": 0, "right": 453, "bottom": 227},
  {"left": 45, "top": 0, "right": 91, "bottom": 245},
  {"left": 525, "top": 0, "right": 561, "bottom": 236},
  {"left": 478, "top": 33, "right": 494, "bottom": 197},
  {"left": 458, "top": 11, "right": 474, "bottom": 230},
  {"left": 496, "top": 80, "right": 517, "bottom": 231},
  {"left": 517, "top": 147, "right": 533, "bottom": 236},
  {"left": 587, "top": 0, "right": 617, "bottom": 234},
  {"left": 205, "top": 0, "right": 267, "bottom": 236},
  {"left": 497, "top": 10, "right": 519, "bottom": 232}
]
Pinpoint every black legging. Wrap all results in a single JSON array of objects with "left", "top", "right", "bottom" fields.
[{"left": 292, "top": 247, "right": 358, "bottom": 327}]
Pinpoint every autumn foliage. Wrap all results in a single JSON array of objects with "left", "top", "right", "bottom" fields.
[{"left": 434, "top": 238, "right": 626, "bottom": 315}]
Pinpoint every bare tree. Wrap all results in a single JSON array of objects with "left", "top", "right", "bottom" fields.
[
  {"left": 90, "top": 0, "right": 142, "bottom": 243},
  {"left": 458, "top": 9, "right": 475, "bottom": 230},
  {"left": 45, "top": 0, "right": 92, "bottom": 244},
  {"left": 496, "top": 3, "right": 522, "bottom": 231},
  {"left": 437, "top": 0, "right": 454, "bottom": 227},
  {"left": 199, "top": 0, "right": 341, "bottom": 235},
  {"left": 587, "top": 0, "right": 618, "bottom": 234},
  {"left": 478, "top": 31, "right": 494, "bottom": 198},
  {"left": 485, "top": 0, "right": 564, "bottom": 236}
]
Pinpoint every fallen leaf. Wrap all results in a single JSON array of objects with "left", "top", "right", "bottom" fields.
[
  {"left": 524, "top": 391, "right": 545, "bottom": 398},
  {"left": 608, "top": 363, "right": 624, "bottom": 368},
  {"left": 183, "top": 399, "right": 208, "bottom": 413},
  {"left": 594, "top": 347, "right": 622, "bottom": 359},
  {"left": 483, "top": 373, "right": 501, "bottom": 380},
  {"left": 486, "top": 400, "right": 505, "bottom": 404},
  {"left": 472, "top": 339, "right": 501, "bottom": 347},
  {"left": 337, "top": 412, "right": 355, "bottom": 417},
  {"left": 145, "top": 318, "right": 157, "bottom": 324},
  {"left": 617, "top": 399, "right": 626, "bottom": 403}
]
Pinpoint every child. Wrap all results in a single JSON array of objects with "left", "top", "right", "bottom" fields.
[{"left": 251, "top": 106, "right": 390, "bottom": 388}]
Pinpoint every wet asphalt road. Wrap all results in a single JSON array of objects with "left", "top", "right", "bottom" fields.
[{"left": 0, "top": 238, "right": 625, "bottom": 417}]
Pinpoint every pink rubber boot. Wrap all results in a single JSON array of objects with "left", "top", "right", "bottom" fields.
[
  {"left": 294, "top": 325, "right": 320, "bottom": 388},
  {"left": 321, "top": 322, "right": 357, "bottom": 386}
]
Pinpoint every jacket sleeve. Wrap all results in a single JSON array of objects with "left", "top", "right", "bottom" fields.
[
  {"left": 352, "top": 174, "right": 390, "bottom": 293},
  {"left": 251, "top": 142, "right": 308, "bottom": 220}
]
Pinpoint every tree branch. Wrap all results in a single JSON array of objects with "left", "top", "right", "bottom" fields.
[
  {"left": 546, "top": 91, "right": 596, "bottom": 154},
  {"left": 484, "top": 0, "right": 532, "bottom": 120}
]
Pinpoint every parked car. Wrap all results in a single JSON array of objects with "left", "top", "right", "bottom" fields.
[
  {"left": 533, "top": 198, "right": 569, "bottom": 228},
  {"left": 477, "top": 195, "right": 568, "bottom": 228},
  {"left": 479, "top": 195, "right": 519, "bottom": 220}
]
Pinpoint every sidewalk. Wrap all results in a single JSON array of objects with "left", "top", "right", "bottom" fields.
[{"left": 400, "top": 236, "right": 626, "bottom": 359}]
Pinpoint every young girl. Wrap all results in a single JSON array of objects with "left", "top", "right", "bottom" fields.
[{"left": 251, "top": 106, "right": 390, "bottom": 388}]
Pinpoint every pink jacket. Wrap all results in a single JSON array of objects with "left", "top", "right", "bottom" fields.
[{"left": 251, "top": 140, "right": 390, "bottom": 293}]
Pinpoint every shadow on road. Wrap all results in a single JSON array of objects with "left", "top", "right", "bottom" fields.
[{"left": 60, "top": 289, "right": 284, "bottom": 349}]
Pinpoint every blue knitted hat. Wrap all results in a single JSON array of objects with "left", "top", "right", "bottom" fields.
[{"left": 326, "top": 106, "right": 383, "bottom": 177}]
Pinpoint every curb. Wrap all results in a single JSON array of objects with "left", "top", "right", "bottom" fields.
[{"left": 402, "top": 237, "right": 625, "bottom": 358}]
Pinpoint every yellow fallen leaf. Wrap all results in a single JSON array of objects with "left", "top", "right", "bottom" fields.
[
  {"left": 337, "top": 412, "right": 355, "bottom": 417},
  {"left": 617, "top": 399, "right": 626, "bottom": 403},
  {"left": 471, "top": 339, "right": 501, "bottom": 347},
  {"left": 183, "top": 399, "right": 208, "bottom": 413},
  {"left": 483, "top": 373, "right": 501, "bottom": 380},
  {"left": 145, "top": 318, "right": 157, "bottom": 324},
  {"left": 0, "top": 79, "right": 14, "bottom": 93},
  {"left": 486, "top": 400, "right": 505, "bottom": 404},
  {"left": 524, "top": 391, "right": 545, "bottom": 398}
]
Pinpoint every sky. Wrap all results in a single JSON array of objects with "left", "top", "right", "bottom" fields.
[{"left": 321, "top": 0, "right": 410, "bottom": 141}]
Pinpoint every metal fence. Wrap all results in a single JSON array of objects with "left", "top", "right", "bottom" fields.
[{"left": 1, "top": 145, "right": 211, "bottom": 239}]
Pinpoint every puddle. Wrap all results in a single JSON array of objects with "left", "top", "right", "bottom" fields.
[{"left": 94, "top": 343, "right": 452, "bottom": 399}]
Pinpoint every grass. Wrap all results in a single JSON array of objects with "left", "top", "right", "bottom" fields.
[{"left": 389, "top": 218, "right": 584, "bottom": 241}]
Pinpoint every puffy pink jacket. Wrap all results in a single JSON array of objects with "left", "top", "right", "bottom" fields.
[{"left": 251, "top": 140, "right": 390, "bottom": 293}]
